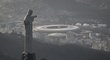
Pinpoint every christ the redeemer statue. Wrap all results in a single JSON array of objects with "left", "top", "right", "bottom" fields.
[{"left": 22, "top": 9, "right": 37, "bottom": 60}]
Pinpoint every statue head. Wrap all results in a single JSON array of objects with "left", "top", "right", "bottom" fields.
[{"left": 27, "top": 9, "right": 33, "bottom": 16}]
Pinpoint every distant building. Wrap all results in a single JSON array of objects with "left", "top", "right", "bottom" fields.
[
  {"left": 75, "top": 23, "right": 82, "bottom": 26},
  {"left": 97, "top": 24, "right": 107, "bottom": 28},
  {"left": 83, "top": 23, "right": 90, "bottom": 27},
  {"left": 91, "top": 24, "right": 97, "bottom": 28}
]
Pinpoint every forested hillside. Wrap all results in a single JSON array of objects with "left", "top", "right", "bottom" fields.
[{"left": 0, "top": 32, "right": 110, "bottom": 60}]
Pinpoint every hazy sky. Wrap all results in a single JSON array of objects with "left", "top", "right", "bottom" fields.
[
  {"left": 0, "top": 0, "right": 110, "bottom": 23},
  {"left": 0, "top": 0, "right": 110, "bottom": 28}
]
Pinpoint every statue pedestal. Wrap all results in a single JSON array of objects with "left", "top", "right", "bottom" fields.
[{"left": 22, "top": 52, "right": 36, "bottom": 60}]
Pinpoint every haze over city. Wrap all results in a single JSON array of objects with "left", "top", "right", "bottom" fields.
[{"left": 0, "top": 0, "right": 110, "bottom": 60}]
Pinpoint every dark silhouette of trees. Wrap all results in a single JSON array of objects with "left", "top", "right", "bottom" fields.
[{"left": 0, "top": 32, "right": 110, "bottom": 60}]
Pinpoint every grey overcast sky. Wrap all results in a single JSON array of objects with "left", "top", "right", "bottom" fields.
[{"left": 0, "top": 0, "right": 110, "bottom": 24}]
